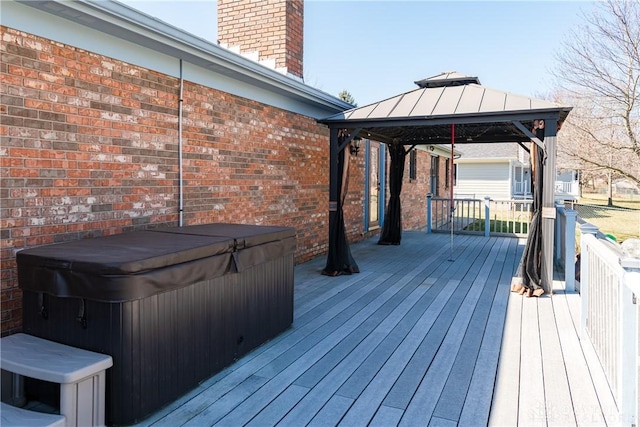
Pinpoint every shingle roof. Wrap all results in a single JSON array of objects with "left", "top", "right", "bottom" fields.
[{"left": 456, "top": 142, "right": 529, "bottom": 161}]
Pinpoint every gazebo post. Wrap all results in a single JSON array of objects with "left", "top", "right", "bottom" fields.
[{"left": 541, "top": 118, "right": 558, "bottom": 293}]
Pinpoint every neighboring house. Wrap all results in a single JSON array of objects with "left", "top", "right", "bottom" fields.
[
  {"left": 0, "top": 0, "right": 445, "bottom": 334},
  {"left": 454, "top": 143, "right": 531, "bottom": 200},
  {"left": 555, "top": 169, "right": 580, "bottom": 201}
]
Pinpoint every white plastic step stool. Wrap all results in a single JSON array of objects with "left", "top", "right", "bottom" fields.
[
  {"left": 1, "top": 333, "right": 113, "bottom": 427},
  {"left": 1, "top": 402, "right": 66, "bottom": 427}
]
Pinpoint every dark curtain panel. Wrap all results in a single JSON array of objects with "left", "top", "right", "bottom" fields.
[
  {"left": 522, "top": 123, "right": 545, "bottom": 292},
  {"left": 378, "top": 143, "right": 407, "bottom": 245},
  {"left": 322, "top": 137, "right": 359, "bottom": 276}
]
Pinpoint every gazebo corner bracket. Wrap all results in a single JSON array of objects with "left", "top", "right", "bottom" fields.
[
  {"left": 512, "top": 120, "right": 545, "bottom": 151},
  {"left": 337, "top": 127, "right": 362, "bottom": 153}
]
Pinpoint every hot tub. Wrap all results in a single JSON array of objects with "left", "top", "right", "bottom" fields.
[{"left": 18, "top": 224, "right": 295, "bottom": 425}]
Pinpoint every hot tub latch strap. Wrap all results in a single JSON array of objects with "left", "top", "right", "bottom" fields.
[{"left": 230, "top": 239, "right": 240, "bottom": 273}]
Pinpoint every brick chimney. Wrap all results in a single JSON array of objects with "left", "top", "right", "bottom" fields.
[{"left": 217, "top": 0, "right": 304, "bottom": 79}]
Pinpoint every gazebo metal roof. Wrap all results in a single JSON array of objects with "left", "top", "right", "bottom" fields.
[{"left": 319, "top": 72, "right": 572, "bottom": 146}]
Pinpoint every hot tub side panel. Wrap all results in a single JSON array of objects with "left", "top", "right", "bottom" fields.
[{"left": 22, "top": 254, "right": 294, "bottom": 425}]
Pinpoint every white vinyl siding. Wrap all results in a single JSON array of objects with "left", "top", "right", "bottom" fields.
[{"left": 454, "top": 162, "right": 511, "bottom": 200}]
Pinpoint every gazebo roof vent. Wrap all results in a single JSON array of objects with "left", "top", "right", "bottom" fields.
[{"left": 414, "top": 71, "right": 480, "bottom": 88}]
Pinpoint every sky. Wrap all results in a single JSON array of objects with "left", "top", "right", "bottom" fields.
[{"left": 118, "top": 0, "right": 596, "bottom": 107}]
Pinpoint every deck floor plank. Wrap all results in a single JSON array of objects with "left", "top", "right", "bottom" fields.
[
  {"left": 283, "top": 278, "right": 463, "bottom": 427},
  {"left": 381, "top": 237, "right": 499, "bottom": 409},
  {"left": 369, "top": 405, "right": 404, "bottom": 427},
  {"left": 488, "top": 291, "right": 523, "bottom": 427},
  {"left": 306, "top": 395, "right": 354, "bottom": 427},
  {"left": 246, "top": 385, "right": 309, "bottom": 427},
  {"left": 134, "top": 232, "right": 617, "bottom": 427},
  {"left": 397, "top": 238, "right": 511, "bottom": 426},
  {"left": 459, "top": 238, "right": 522, "bottom": 426},
  {"left": 552, "top": 289, "right": 611, "bottom": 426},
  {"left": 518, "top": 293, "right": 546, "bottom": 426},
  {"left": 431, "top": 238, "right": 511, "bottom": 422},
  {"left": 538, "top": 295, "right": 576, "bottom": 426},
  {"left": 278, "top": 283, "right": 439, "bottom": 426}
]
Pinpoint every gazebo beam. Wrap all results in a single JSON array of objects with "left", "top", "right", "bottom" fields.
[{"left": 326, "top": 110, "right": 564, "bottom": 130}]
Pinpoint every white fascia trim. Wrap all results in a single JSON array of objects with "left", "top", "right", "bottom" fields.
[
  {"left": 14, "top": 0, "right": 352, "bottom": 114},
  {"left": 415, "top": 144, "right": 460, "bottom": 159}
]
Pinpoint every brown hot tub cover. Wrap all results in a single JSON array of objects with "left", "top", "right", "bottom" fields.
[{"left": 17, "top": 224, "right": 295, "bottom": 302}]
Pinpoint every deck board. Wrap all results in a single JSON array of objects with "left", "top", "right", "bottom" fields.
[
  {"left": 307, "top": 395, "right": 354, "bottom": 427},
  {"left": 552, "top": 290, "right": 610, "bottom": 426},
  {"left": 133, "top": 232, "right": 617, "bottom": 427},
  {"left": 489, "top": 292, "right": 523, "bottom": 427},
  {"left": 432, "top": 239, "right": 510, "bottom": 422},
  {"left": 459, "top": 238, "right": 519, "bottom": 425},
  {"left": 518, "top": 292, "right": 546, "bottom": 426},
  {"left": 399, "top": 239, "right": 513, "bottom": 426},
  {"left": 538, "top": 296, "right": 576, "bottom": 426}
]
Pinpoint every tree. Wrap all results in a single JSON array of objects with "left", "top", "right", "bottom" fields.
[
  {"left": 552, "top": 0, "right": 639, "bottom": 200},
  {"left": 338, "top": 90, "right": 357, "bottom": 107}
]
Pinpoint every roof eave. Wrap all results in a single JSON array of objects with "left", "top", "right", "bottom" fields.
[{"left": 15, "top": 0, "right": 352, "bottom": 113}]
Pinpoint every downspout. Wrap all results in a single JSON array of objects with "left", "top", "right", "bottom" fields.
[{"left": 178, "top": 59, "right": 184, "bottom": 226}]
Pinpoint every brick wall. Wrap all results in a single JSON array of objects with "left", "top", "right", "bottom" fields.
[
  {"left": 217, "top": 0, "right": 303, "bottom": 78},
  {"left": 343, "top": 151, "right": 365, "bottom": 238},
  {"left": 401, "top": 149, "right": 432, "bottom": 230},
  {"left": 0, "top": 26, "right": 341, "bottom": 334}
]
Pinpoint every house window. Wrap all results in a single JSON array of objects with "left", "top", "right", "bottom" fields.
[
  {"left": 430, "top": 155, "right": 439, "bottom": 195},
  {"left": 409, "top": 149, "right": 417, "bottom": 181},
  {"left": 454, "top": 164, "right": 458, "bottom": 186},
  {"left": 445, "top": 158, "right": 450, "bottom": 188}
]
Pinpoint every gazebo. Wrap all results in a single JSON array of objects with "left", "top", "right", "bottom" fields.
[{"left": 318, "top": 72, "right": 572, "bottom": 294}]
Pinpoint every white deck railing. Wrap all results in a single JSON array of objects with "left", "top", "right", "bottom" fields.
[
  {"left": 427, "top": 195, "right": 532, "bottom": 237},
  {"left": 578, "top": 222, "right": 640, "bottom": 426},
  {"left": 555, "top": 180, "right": 580, "bottom": 196}
]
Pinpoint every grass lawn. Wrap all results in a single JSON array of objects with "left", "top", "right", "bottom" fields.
[
  {"left": 576, "top": 193, "right": 640, "bottom": 241},
  {"left": 578, "top": 193, "right": 640, "bottom": 210}
]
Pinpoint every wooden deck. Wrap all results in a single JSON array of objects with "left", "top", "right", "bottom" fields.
[{"left": 135, "top": 232, "right": 617, "bottom": 427}]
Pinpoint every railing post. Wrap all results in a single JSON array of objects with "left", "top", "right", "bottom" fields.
[
  {"left": 619, "top": 272, "right": 637, "bottom": 426},
  {"left": 555, "top": 203, "right": 564, "bottom": 266},
  {"left": 622, "top": 256, "right": 640, "bottom": 427},
  {"left": 484, "top": 196, "right": 490, "bottom": 238},
  {"left": 564, "top": 209, "right": 577, "bottom": 292},
  {"left": 426, "top": 194, "right": 432, "bottom": 234},
  {"left": 579, "top": 222, "right": 599, "bottom": 339}
]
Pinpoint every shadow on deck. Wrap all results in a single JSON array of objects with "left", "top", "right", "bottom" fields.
[{"left": 136, "top": 232, "right": 615, "bottom": 426}]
